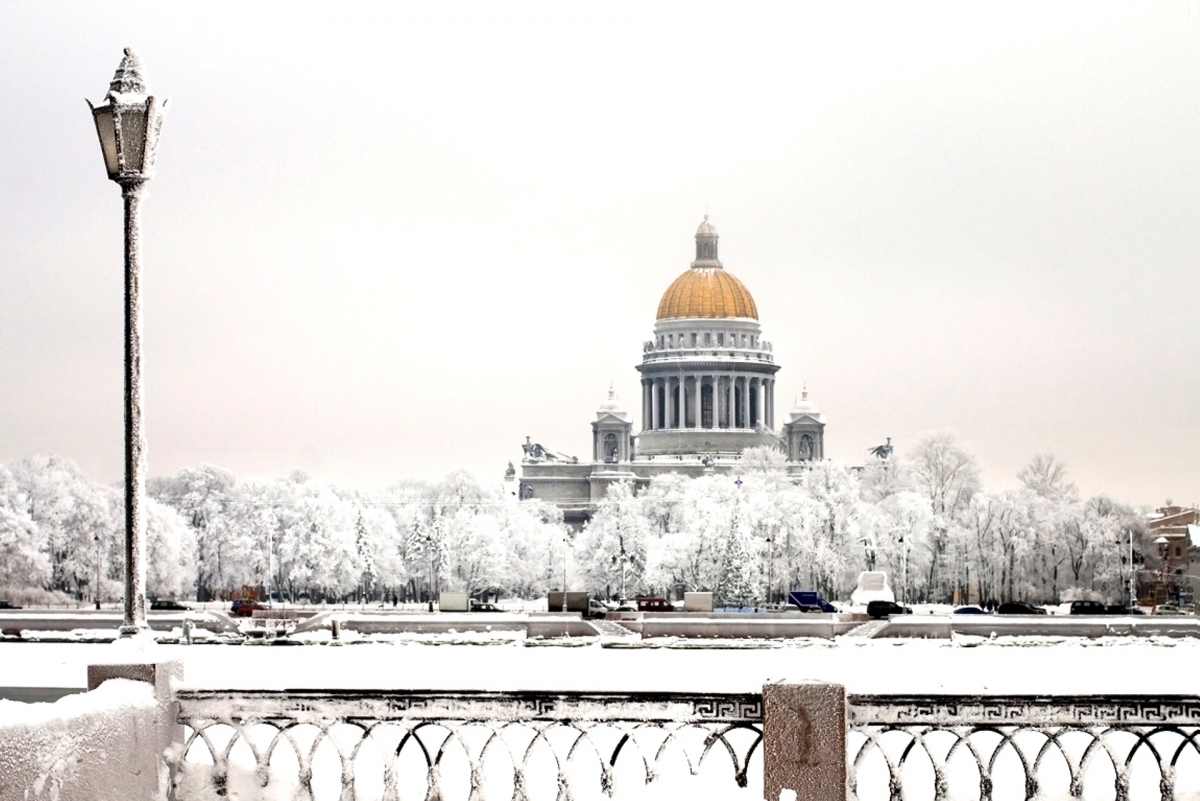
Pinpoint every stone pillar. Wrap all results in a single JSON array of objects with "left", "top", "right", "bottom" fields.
[
  {"left": 651, "top": 379, "right": 660, "bottom": 431},
  {"left": 665, "top": 378, "right": 675, "bottom": 429},
  {"left": 756, "top": 378, "right": 765, "bottom": 428},
  {"left": 762, "top": 680, "right": 847, "bottom": 801},
  {"left": 642, "top": 380, "right": 650, "bottom": 432},
  {"left": 738, "top": 377, "right": 747, "bottom": 429},
  {"left": 692, "top": 375, "right": 701, "bottom": 429},
  {"left": 771, "top": 380, "right": 777, "bottom": 428},
  {"left": 718, "top": 376, "right": 727, "bottom": 428}
]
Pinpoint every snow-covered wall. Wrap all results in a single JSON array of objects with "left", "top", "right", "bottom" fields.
[{"left": 0, "top": 665, "right": 178, "bottom": 801}]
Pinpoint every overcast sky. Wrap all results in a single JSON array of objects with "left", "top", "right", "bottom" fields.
[{"left": 1, "top": 2, "right": 1197, "bottom": 507}]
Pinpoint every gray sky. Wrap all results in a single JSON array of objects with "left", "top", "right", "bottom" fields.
[{"left": 1, "top": 2, "right": 1197, "bottom": 507}]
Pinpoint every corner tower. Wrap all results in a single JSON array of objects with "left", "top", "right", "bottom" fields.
[{"left": 635, "top": 217, "right": 781, "bottom": 457}]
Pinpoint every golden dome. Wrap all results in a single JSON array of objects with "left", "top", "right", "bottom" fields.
[{"left": 656, "top": 267, "right": 758, "bottom": 320}]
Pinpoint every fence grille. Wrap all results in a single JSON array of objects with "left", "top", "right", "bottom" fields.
[
  {"left": 847, "top": 694, "right": 1200, "bottom": 801},
  {"left": 173, "top": 689, "right": 764, "bottom": 800}
]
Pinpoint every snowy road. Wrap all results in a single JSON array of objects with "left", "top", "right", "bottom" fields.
[{"left": 0, "top": 635, "right": 1192, "bottom": 696}]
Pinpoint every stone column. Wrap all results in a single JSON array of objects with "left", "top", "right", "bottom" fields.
[
  {"left": 771, "top": 380, "right": 777, "bottom": 428},
  {"left": 666, "top": 378, "right": 675, "bottom": 429},
  {"left": 756, "top": 378, "right": 765, "bottom": 428},
  {"left": 734, "top": 376, "right": 744, "bottom": 429},
  {"left": 692, "top": 375, "right": 701, "bottom": 429},
  {"left": 651, "top": 379, "right": 660, "bottom": 431},
  {"left": 720, "top": 374, "right": 729, "bottom": 429},
  {"left": 762, "top": 680, "right": 847, "bottom": 801},
  {"left": 718, "top": 376, "right": 727, "bottom": 428},
  {"left": 642, "top": 380, "right": 650, "bottom": 432}
]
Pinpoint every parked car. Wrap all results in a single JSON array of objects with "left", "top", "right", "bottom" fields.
[
  {"left": 1105, "top": 604, "right": 1146, "bottom": 615},
  {"left": 867, "top": 600, "right": 912, "bottom": 619},
  {"left": 469, "top": 602, "right": 501, "bottom": 613},
  {"left": 953, "top": 605, "right": 989, "bottom": 615},
  {"left": 636, "top": 595, "right": 675, "bottom": 613},
  {"left": 1068, "top": 600, "right": 1109, "bottom": 616},
  {"left": 996, "top": 602, "right": 1047, "bottom": 615},
  {"left": 231, "top": 599, "right": 267, "bottom": 617},
  {"left": 150, "top": 599, "right": 189, "bottom": 611},
  {"left": 1153, "top": 604, "right": 1188, "bottom": 616},
  {"left": 585, "top": 598, "right": 609, "bottom": 619},
  {"left": 0, "top": 600, "right": 22, "bottom": 610}
]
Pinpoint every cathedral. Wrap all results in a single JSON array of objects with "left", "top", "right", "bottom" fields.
[{"left": 510, "top": 217, "right": 826, "bottom": 525}]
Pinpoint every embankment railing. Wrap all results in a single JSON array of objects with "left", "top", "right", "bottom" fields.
[{"left": 22, "top": 662, "right": 1200, "bottom": 800}]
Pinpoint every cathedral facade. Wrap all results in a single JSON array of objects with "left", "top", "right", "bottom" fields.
[{"left": 512, "top": 218, "right": 826, "bottom": 525}]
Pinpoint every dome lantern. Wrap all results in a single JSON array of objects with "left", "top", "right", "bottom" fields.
[{"left": 693, "top": 215, "right": 721, "bottom": 267}]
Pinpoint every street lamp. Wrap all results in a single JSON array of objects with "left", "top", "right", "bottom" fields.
[
  {"left": 765, "top": 535, "right": 774, "bottom": 606},
  {"left": 1155, "top": 535, "right": 1170, "bottom": 605},
  {"left": 88, "top": 49, "right": 168, "bottom": 637},
  {"left": 94, "top": 533, "right": 102, "bottom": 610},
  {"left": 562, "top": 533, "right": 569, "bottom": 612}
]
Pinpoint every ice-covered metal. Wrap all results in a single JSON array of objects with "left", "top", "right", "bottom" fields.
[
  {"left": 172, "top": 689, "right": 764, "bottom": 799},
  {"left": 86, "top": 49, "right": 168, "bottom": 637}
]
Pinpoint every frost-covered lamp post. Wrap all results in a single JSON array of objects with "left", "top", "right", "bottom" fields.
[
  {"left": 562, "top": 533, "right": 569, "bottom": 612},
  {"left": 87, "top": 49, "right": 167, "bottom": 637},
  {"left": 93, "top": 533, "right": 102, "bottom": 610},
  {"left": 765, "top": 535, "right": 774, "bottom": 606},
  {"left": 1155, "top": 535, "right": 1170, "bottom": 605}
]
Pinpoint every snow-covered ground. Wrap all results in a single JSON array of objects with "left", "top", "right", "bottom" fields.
[{"left": 0, "top": 633, "right": 1193, "bottom": 695}]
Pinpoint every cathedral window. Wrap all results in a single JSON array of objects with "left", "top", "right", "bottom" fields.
[
  {"left": 717, "top": 333, "right": 724, "bottom": 346},
  {"left": 691, "top": 333, "right": 697, "bottom": 347},
  {"left": 704, "top": 332, "right": 711, "bottom": 346}
]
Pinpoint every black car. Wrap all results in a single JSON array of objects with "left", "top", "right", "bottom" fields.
[
  {"left": 150, "top": 599, "right": 189, "bottom": 611},
  {"left": 1106, "top": 604, "right": 1146, "bottom": 616},
  {"left": 1069, "top": 600, "right": 1109, "bottom": 615},
  {"left": 0, "top": 600, "right": 22, "bottom": 610},
  {"left": 469, "top": 602, "right": 501, "bottom": 613},
  {"left": 996, "top": 602, "right": 1047, "bottom": 615},
  {"left": 867, "top": 600, "right": 912, "bottom": 619}
]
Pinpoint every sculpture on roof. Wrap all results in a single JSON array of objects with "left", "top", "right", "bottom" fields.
[
  {"left": 868, "top": 437, "right": 894, "bottom": 460},
  {"left": 521, "top": 436, "right": 578, "bottom": 464}
]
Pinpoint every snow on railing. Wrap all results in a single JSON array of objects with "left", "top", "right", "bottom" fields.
[
  {"left": 171, "top": 689, "right": 764, "bottom": 800},
  {"left": 169, "top": 687, "right": 1200, "bottom": 801},
  {"left": 847, "top": 694, "right": 1200, "bottom": 801}
]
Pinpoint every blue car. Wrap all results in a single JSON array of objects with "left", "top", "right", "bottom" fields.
[{"left": 953, "top": 605, "right": 989, "bottom": 615}]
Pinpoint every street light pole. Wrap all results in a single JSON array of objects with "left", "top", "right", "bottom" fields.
[
  {"left": 766, "top": 536, "right": 774, "bottom": 606},
  {"left": 94, "top": 533, "right": 102, "bottom": 610},
  {"left": 562, "top": 533, "right": 569, "bottom": 612},
  {"left": 1128, "top": 530, "right": 1135, "bottom": 608},
  {"left": 88, "top": 49, "right": 167, "bottom": 637}
]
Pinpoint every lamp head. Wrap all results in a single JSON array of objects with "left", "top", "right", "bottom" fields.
[{"left": 88, "top": 48, "right": 168, "bottom": 183}]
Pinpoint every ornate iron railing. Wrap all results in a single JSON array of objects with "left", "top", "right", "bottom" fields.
[
  {"left": 172, "top": 689, "right": 1200, "bottom": 800},
  {"left": 847, "top": 694, "right": 1200, "bottom": 801},
  {"left": 172, "top": 689, "right": 764, "bottom": 800}
]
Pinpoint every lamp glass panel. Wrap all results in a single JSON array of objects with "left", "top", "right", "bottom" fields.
[
  {"left": 93, "top": 107, "right": 118, "bottom": 177},
  {"left": 117, "top": 106, "right": 148, "bottom": 174}
]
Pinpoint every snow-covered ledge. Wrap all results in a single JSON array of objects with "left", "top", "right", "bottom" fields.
[{"left": 0, "top": 659, "right": 181, "bottom": 801}]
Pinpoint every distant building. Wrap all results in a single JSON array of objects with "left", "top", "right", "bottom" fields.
[
  {"left": 509, "top": 217, "right": 826, "bottom": 526},
  {"left": 1146, "top": 505, "right": 1199, "bottom": 605}
]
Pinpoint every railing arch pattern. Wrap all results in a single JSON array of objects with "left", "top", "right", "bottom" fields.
[
  {"left": 847, "top": 695, "right": 1200, "bottom": 801},
  {"left": 172, "top": 689, "right": 764, "bottom": 800}
]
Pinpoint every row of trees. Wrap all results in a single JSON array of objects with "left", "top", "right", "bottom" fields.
[{"left": 0, "top": 432, "right": 1157, "bottom": 606}]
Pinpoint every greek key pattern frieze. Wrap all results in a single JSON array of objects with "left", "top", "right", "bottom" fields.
[
  {"left": 172, "top": 690, "right": 763, "bottom": 800},
  {"left": 849, "top": 694, "right": 1200, "bottom": 725},
  {"left": 848, "top": 694, "right": 1200, "bottom": 801}
]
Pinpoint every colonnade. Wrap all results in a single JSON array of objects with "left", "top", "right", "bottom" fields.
[{"left": 641, "top": 374, "right": 775, "bottom": 431}]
